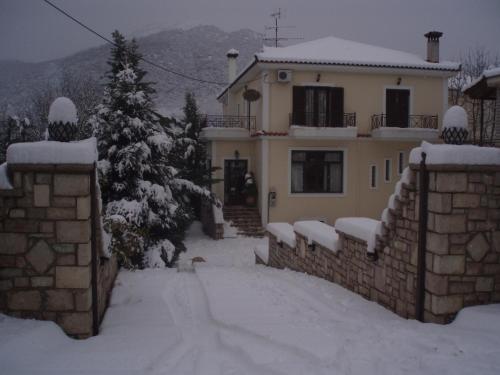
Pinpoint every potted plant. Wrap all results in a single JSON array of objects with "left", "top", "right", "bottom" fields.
[{"left": 243, "top": 172, "right": 258, "bottom": 206}]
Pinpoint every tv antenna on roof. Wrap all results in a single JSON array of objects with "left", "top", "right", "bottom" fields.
[{"left": 263, "top": 8, "right": 302, "bottom": 48}]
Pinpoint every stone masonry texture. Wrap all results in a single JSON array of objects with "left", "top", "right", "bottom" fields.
[
  {"left": 0, "top": 166, "right": 118, "bottom": 338},
  {"left": 266, "top": 165, "right": 500, "bottom": 324}
]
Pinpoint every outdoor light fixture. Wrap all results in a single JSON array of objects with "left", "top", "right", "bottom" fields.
[
  {"left": 316, "top": 73, "right": 321, "bottom": 82},
  {"left": 397, "top": 77, "right": 402, "bottom": 85},
  {"left": 234, "top": 150, "right": 240, "bottom": 160}
]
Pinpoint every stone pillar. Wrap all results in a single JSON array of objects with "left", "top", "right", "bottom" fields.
[
  {"left": 0, "top": 164, "right": 116, "bottom": 338},
  {"left": 424, "top": 167, "right": 500, "bottom": 323}
]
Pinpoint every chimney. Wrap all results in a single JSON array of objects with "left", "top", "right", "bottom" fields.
[
  {"left": 226, "top": 48, "right": 239, "bottom": 83},
  {"left": 424, "top": 31, "right": 443, "bottom": 63}
]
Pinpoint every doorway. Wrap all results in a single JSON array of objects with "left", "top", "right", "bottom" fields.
[
  {"left": 386, "top": 89, "right": 410, "bottom": 128},
  {"left": 224, "top": 159, "right": 248, "bottom": 205}
]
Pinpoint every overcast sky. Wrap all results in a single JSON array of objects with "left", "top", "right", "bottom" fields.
[{"left": 1, "top": 0, "right": 499, "bottom": 63}]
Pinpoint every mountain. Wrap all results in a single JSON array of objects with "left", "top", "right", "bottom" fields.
[{"left": 0, "top": 25, "right": 263, "bottom": 115}]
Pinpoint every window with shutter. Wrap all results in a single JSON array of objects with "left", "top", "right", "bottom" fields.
[{"left": 292, "top": 86, "right": 344, "bottom": 127}]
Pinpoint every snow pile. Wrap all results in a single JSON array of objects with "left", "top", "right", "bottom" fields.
[
  {"left": 266, "top": 222, "right": 296, "bottom": 248},
  {"left": 7, "top": 137, "right": 98, "bottom": 165},
  {"left": 256, "top": 36, "right": 460, "bottom": 71},
  {"left": 254, "top": 244, "right": 269, "bottom": 264},
  {"left": 1, "top": 227, "right": 500, "bottom": 375},
  {"left": 335, "top": 217, "right": 382, "bottom": 253},
  {"left": 48, "top": 97, "right": 78, "bottom": 124},
  {"left": 293, "top": 220, "right": 338, "bottom": 252},
  {"left": 409, "top": 141, "right": 500, "bottom": 165},
  {"left": 0, "top": 163, "right": 13, "bottom": 190},
  {"left": 443, "top": 106, "right": 468, "bottom": 129},
  {"left": 227, "top": 48, "right": 239, "bottom": 56}
]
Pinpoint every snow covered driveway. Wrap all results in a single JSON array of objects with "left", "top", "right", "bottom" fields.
[{"left": 1, "top": 223, "right": 500, "bottom": 375}]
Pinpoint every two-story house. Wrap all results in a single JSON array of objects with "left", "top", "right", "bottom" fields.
[{"left": 202, "top": 32, "right": 460, "bottom": 226}]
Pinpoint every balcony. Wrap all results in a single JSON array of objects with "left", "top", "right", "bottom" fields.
[
  {"left": 288, "top": 112, "right": 357, "bottom": 139},
  {"left": 371, "top": 114, "right": 439, "bottom": 141},
  {"left": 289, "top": 112, "right": 356, "bottom": 128},
  {"left": 200, "top": 115, "right": 256, "bottom": 140}
]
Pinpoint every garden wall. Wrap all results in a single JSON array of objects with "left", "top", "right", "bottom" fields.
[
  {"left": 0, "top": 162, "right": 117, "bottom": 338},
  {"left": 267, "top": 163, "right": 500, "bottom": 323}
]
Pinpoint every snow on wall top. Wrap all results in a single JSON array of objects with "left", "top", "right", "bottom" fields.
[
  {"left": 293, "top": 220, "right": 338, "bottom": 252},
  {"left": 335, "top": 217, "right": 382, "bottom": 253},
  {"left": 443, "top": 106, "right": 468, "bottom": 129},
  {"left": 409, "top": 141, "right": 500, "bottom": 165},
  {"left": 266, "top": 222, "right": 296, "bottom": 248},
  {"left": 256, "top": 36, "right": 460, "bottom": 71},
  {"left": 7, "top": 137, "right": 98, "bottom": 165},
  {"left": 48, "top": 97, "right": 78, "bottom": 125}
]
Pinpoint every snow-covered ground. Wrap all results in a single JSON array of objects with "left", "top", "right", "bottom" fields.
[{"left": 1, "top": 222, "right": 500, "bottom": 375}]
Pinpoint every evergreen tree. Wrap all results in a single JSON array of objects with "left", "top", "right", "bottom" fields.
[
  {"left": 91, "top": 31, "right": 210, "bottom": 268},
  {"left": 0, "top": 115, "right": 39, "bottom": 163}
]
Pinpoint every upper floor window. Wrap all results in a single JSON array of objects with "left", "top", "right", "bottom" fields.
[
  {"left": 292, "top": 86, "right": 344, "bottom": 127},
  {"left": 291, "top": 150, "right": 344, "bottom": 194}
]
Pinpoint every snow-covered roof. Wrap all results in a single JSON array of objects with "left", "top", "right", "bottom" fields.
[
  {"left": 7, "top": 137, "right": 98, "bottom": 165},
  {"left": 217, "top": 35, "right": 460, "bottom": 100},
  {"left": 256, "top": 36, "right": 460, "bottom": 71},
  {"left": 462, "top": 66, "right": 500, "bottom": 93}
]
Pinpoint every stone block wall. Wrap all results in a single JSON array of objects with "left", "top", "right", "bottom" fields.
[
  {"left": 423, "top": 167, "right": 500, "bottom": 323},
  {"left": 267, "top": 165, "right": 500, "bottom": 323},
  {"left": 200, "top": 201, "right": 224, "bottom": 240},
  {"left": 0, "top": 164, "right": 118, "bottom": 338}
]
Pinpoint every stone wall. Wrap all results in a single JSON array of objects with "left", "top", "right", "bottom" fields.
[
  {"left": 0, "top": 164, "right": 118, "bottom": 338},
  {"left": 200, "top": 201, "right": 224, "bottom": 240},
  {"left": 267, "top": 164, "right": 500, "bottom": 323}
]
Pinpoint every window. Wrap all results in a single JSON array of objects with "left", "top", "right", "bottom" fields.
[
  {"left": 398, "top": 151, "right": 405, "bottom": 175},
  {"left": 292, "top": 86, "right": 344, "bottom": 127},
  {"left": 384, "top": 159, "right": 392, "bottom": 183},
  {"left": 291, "top": 150, "right": 344, "bottom": 194},
  {"left": 370, "top": 165, "right": 378, "bottom": 189}
]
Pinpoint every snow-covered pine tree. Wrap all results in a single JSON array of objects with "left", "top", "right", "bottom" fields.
[
  {"left": 0, "top": 115, "right": 39, "bottom": 163},
  {"left": 91, "top": 31, "right": 211, "bottom": 268}
]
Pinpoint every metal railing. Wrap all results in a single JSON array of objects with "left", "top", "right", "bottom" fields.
[
  {"left": 289, "top": 112, "right": 356, "bottom": 128},
  {"left": 201, "top": 115, "right": 256, "bottom": 132},
  {"left": 371, "top": 114, "right": 438, "bottom": 130}
]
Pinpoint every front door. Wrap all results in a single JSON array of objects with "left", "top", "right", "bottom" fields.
[
  {"left": 224, "top": 159, "right": 248, "bottom": 205},
  {"left": 386, "top": 89, "right": 410, "bottom": 128}
]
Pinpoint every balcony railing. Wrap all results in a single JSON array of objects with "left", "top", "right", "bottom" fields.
[
  {"left": 371, "top": 114, "right": 438, "bottom": 130},
  {"left": 289, "top": 112, "right": 356, "bottom": 128},
  {"left": 201, "top": 115, "right": 256, "bottom": 132}
]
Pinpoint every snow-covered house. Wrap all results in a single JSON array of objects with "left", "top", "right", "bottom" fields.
[{"left": 202, "top": 32, "right": 460, "bottom": 225}]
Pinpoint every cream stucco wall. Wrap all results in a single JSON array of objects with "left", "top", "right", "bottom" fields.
[
  {"left": 266, "top": 138, "right": 419, "bottom": 225},
  {"left": 268, "top": 70, "right": 445, "bottom": 134}
]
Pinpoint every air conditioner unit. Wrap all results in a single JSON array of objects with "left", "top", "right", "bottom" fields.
[{"left": 277, "top": 70, "right": 292, "bottom": 83}]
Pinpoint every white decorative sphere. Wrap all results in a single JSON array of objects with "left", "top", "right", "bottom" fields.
[{"left": 443, "top": 105, "right": 467, "bottom": 130}]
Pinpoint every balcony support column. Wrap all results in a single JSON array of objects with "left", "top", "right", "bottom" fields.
[{"left": 261, "top": 71, "right": 270, "bottom": 132}]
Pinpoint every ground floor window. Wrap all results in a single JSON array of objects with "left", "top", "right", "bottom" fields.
[{"left": 291, "top": 150, "right": 344, "bottom": 193}]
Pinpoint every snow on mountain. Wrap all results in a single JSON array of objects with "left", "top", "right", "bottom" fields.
[{"left": 0, "top": 26, "right": 263, "bottom": 115}]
